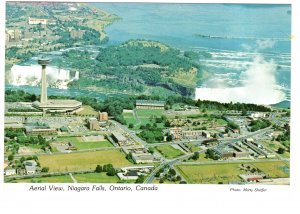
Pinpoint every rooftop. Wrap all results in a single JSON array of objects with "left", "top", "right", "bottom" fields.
[
  {"left": 112, "top": 131, "right": 127, "bottom": 141},
  {"left": 136, "top": 100, "right": 165, "bottom": 106}
]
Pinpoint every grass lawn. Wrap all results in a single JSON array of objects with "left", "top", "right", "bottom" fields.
[
  {"left": 176, "top": 163, "right": 242, "bottom": 184},
  {"left": 73, "top": 140, "right": 113, "bottom": 150},
  {"left": 57, "top": 136, "right": 80, "bottom": 143},
  {"left": 253, "top": 161, "right": 289, "bottom": 178},
  {"left": 74, "top": 172, "right": 120, "bottom": 183},
  {"left": 55, "top": 137, "right": 113, "bottom": 150},
  {"left": 136, "top": 109, "right": 165, "bottom": 126},
  {"left": 122, "top": 112, "right": 138, "bottom": 127},
  {"left": 186, "top": 153, "right": 211, "bottom": 162},
  {"left": 185, "top": 143, "right": 202, "bottom": 152},
  {"left": 8, "top": 175, "right": 73, "bottom": 183},
  {"left": 39, "top": 150, "right": 133, "bottom": 172},
  {"left": 76, "top": 105, "right": 98, "bottom": 116},
  {"left": 176, "top": 161, "right": 290, "bottom": 184},
  {"left": 155, "top": 145, "right": 184, "bottom": 159}
]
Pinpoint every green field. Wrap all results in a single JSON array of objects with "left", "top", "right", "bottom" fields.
[
  {"left": 122, "top": 112, "right": 138, "bottom": 127},
  {"left": 74, "top": 140, "right": 113, "bottom": 150},
  {"left": 253, "top": 161, "right": 289, "bottom": 178},
  {"left": 56, "top": 136, "right": 113, "bottom": 150},
  {"left": 136, "top": 109, "right": 165, "bottom": 126},
  {"left": 7, "top": 175, "right": 73, "bottom": 183},
  {"left": 176, "top": 161, "right": 290, "bottom": 184},
  {"left": 185, "top": 143, "right": 202, "bottom": 152},
  {"left": 176, "top": 163, "right": 242, "bottom": 184},
  {"left": 39, "top": 150, "right": 133, "bottom": 172},
  {"left": 74, "top": 173, "right": 120, "bottom": 183},
  {"left": 155, "top": 145, "right": 184, "bottom": 159}
]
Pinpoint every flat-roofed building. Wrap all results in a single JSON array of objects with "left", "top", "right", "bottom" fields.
[
  {"left": 25, "top": 122, "right": 57, "bottom": 135},
  {"left": 239, "top": 173, "right": 266, "bottom": 182},
  {"left": 182, "top": 130, "right": 202, "bottom": 140},
  {"left": 169, "top": 127, "right": 182, "bottom": 140},
  {"left": 87, "top": 118, "right": 100, "bottom": 131},
  {"left": 132, "top": 153, "right": 156, "bottom": 164},
  {"left": 111, "top": 131, "right": 127, "bottom": 145},
  {"left": 136, "top": 100, "right": 165, "bottom": 109},
  {"left": 99, "top": 112, "right": 108, "bottom": 122},
  {"left": 214, "top": 143, "right": 249, "bottom": 159}
]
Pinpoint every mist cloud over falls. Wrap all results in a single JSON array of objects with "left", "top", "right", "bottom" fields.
[{"left": 195, "top": 40, "right": 286, "bottom": 105}]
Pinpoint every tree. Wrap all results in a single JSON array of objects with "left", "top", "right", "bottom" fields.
[
  {"left": 103, "top": 164, "right": 116, "bottom": 176},
  {"left": 169, "top": 168, "right": 176, "bottom": 177},
  {"left": 107, "top": 167, "right": 116, "bottom": 176},
  {"left": 128, "top": 123, "right": 134, "bottom": 129},
  {"left": 166, "top": 134, "right": 173, "bottom": 142},
  {"left": 41, "top": 167, "right": 49, "bottom": 173},
  {"left": 95, "top": 165, "right": 103, "bottom": 173},
  {"left": 8, "top": 154, "right": 14, "bottom": 161},
  {"left": 192, "top": 151, "right": 200, "bottom": 160},
  {"left": 277, "top": 147, "right": 286, "bottom": 154},
  {"left": 135, "top": 175, "right": 145, "bottom": 183},
  {"left": 20, "top": 156, "right": 25, "bottom": 163}
]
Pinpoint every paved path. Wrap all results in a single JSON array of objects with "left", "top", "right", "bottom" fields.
[{"left": 69, "top": 173, "right": 77, "bottom": 183}]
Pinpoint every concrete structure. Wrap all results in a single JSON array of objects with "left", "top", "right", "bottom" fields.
[
  {"left": 32, "top": 59, "right": 82, "bottom": 113},
  {"left": 239, "top": 173, "right": 266, "bottom": 182},
  {"left": 214, "top": 143, "right": 249, "bottom": 159},
  {"left": 136, "top": 100, "right": 165, "bottom": 109},
  {"left": 87, "top": 118, "right": 100, "bottom": 131},
  {"left": 132, "top": 153, "right": 156, "bottom": 164},
  {"left": 25, "top": 122, "right": 57, "bottom": 135},
  {"left": 28, "top": 17, "right": 48, "bottom": 25},
  {"left": 111, "top": 131, "right": 127, "bottom": 145},
  {"left": 117, "top": 166, "right": 154, "bottom": 180},
  {"left": 5, "top": 168, "right": 16, "bottom": 176},
  {"left": 38, "top": 59, "right": 49, "bottom": 103},
  {"left": 242, "top": 139, "right": 274, "bottom": 158},
  {"left": 24, "top": 160, "right": 37, "bottom": 175},
  {"left": 99, "top": 112, "right": 108, "bottom": 122},
  {"left": 182, "top": 130, "right": 202, "bottom": 140},
  {"left": 169, "top": 127, "right": 182, "bottom": 140}
]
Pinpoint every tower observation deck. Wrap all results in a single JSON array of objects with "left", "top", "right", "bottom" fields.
[{"left": 32, "top": 58, "right": 82, "bottom": 114}]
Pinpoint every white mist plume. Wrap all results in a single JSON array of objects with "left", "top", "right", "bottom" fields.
[
  {"left": 9, "top": 64, "right": 74, "bottom": 89},
  {"left": 195, "top": 40, "right": 285, "bottom": 105}
]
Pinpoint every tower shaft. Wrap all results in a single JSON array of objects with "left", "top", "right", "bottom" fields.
[{"left": 41, "top": 64, "right": 47, "bottom": 103}]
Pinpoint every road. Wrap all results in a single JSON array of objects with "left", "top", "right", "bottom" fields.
[{"left": 144, "top": 126, "right": 277, "bottom": 184}]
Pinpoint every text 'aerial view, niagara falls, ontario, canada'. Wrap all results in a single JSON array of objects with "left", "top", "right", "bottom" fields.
[{"left": 4, "top": 2, "right": 291, "bottom": 185}]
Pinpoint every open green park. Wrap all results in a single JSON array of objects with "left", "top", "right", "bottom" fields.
[
  {"left": 39, "top": 150, "right": 133, "bottom": 172},
  {"left": 176, "top": 161, "right": 289, "bottom": 184},
  {"left": 155, "top": 145, "right": 184, "bottom": 159}
]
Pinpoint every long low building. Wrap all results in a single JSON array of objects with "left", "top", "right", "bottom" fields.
[
  {"left": 136, "top": 100, "right": 165, "bottom": 109},
  {"left": 25, "top": 122, "right": 57, "bottom": 135},
  {"left": 111, "top": 131, "right": 127, "bottom": 145}
]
